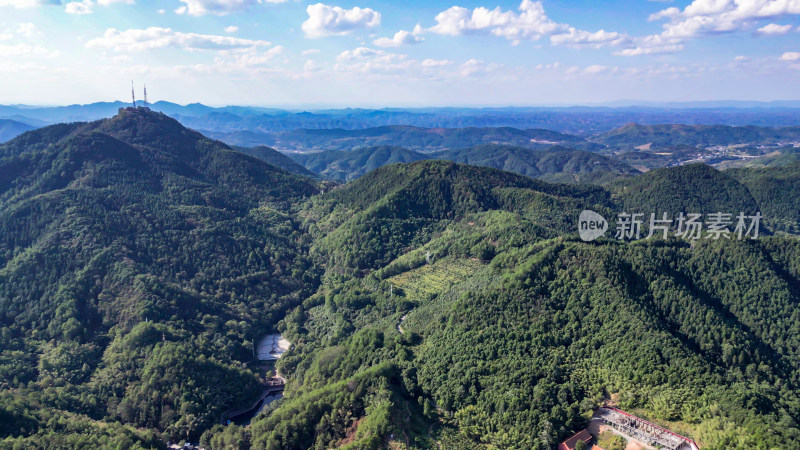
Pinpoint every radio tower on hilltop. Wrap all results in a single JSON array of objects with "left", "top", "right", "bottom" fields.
[
  {"left": 131, "top": 81, "right": 136, "bottom": 108},
  {"left": 143, "top": 84, "right": 148, "bottom": 108}
]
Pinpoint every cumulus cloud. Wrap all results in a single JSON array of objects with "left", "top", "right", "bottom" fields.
[
  {"left": 429, "top": 0, "right": 627, "bottom": 49},
  {"left": 550, "top": 27, "right": 628, "bottom": 48},
  {"left": 624, "top": 0, "right": 800, "bottom": 56},
  {"left": 175, "top": 0, "right": 285, "bottom": 16},
  {"left": 225, "top": 26, "right": 239, "bottom": 33},
  {"left": 756, "top": 23, "right": 793, "bottom": 35},
  {"left": 86, "top": 27, "right": 271, "bottom": 51},
  {"left": 653, "top": 0, "right": 800, "bottom": 39},
  {"left": 429, "top": 0, "right": 565, "bottom": 41},
  {"left": 373, "top": 25, "right": 424, "bottom": 47},
  {"left": 302, "top": 3, "right": 381, "bottom": 38},
  {"left": 65, "top": 0, "right": 93, "bottom": 14},
  {"left": 781, "top": 51, "right": 800, "bottom": 61}
]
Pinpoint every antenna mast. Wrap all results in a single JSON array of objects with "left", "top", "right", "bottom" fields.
[
  {"left": 131, "top": 81, "right": 136, "bottom": 108},
  {"left": 143, "top": 84, "right": 147, "bottom": 107}
]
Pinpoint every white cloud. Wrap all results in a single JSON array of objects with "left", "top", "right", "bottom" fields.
[
  {"left": 302, "top": 3, "right": 381, "bottom": 38},
  {"left": 734, "top": 55, "right": 749, "bottom": 60},
  {"left": 302, "top": 48, "right": 320, "bottom": 55},
  {"left": 583, "top": 64, "right": 610, "bottom": 74},
  {"left": 0, "top": 0, "right": 46, "bottom": 8},
  {"left": 429, "top": 0, "right": 627, "bottom": 49},
  {"left": 756, "top": 23, "right": 793, "bottom": 35},
  {"left": 175, "top": 0, "right": 285, "bottom": 16},
  {"left": 550, "top": 27, "right": 628, "bottom": 48},
  {"left": 627, "top": 1, "right": 800, "bottom": 56},
  {"left": 157, "top": 8, "right": 164, "bottom": 13},
  {"left": 459, "top": 58, "right": 501, "bottom": 76},
  {"left": 225, "top": 25, "right": 239, "bottom": 33},
  {"left": 781, "top": 51, "right": 800, "bottom": 61},
  {"left": 334, "top": 46, "right": 454, "bottom": 77},
  {"left": 16, "top": 23, "right": 40, "bottom": 37},
  {"left": 225, "top": 45, "right": 285, "bottom": 67},
  {"left": 0, "top": 43, "right": 58, "bottom": 57},
  {"left": 97, "top": 0, "right": 134, "bottom": 5},
  {"left": 86, "top": 27, "right": 271, "bottom": 51},
  {"left": 373, "top": 25, "right": 424, "bottom": 47},
  {"left": 429, "top": 0, "right": 566, "bottom": 41},
  {"left": 653, "top": 0, "right": 800, "bottom": 39},
  {"left": 65, "top": 0, "right": 93, "bottom": 14},
  {"left": 615, "top": 34, "right": 684, "bottom": 56}
]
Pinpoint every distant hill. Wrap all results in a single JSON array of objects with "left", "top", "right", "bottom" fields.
[
  {"left": 291, "top": 146, "right": 429, "bottom": 182},
  {"left": 290, "top": 144, "right": 638, "bottom": 183},
  {"left": 203, "top": 129, "right": 276, "bottom": 147},
  {"left": 0, "top": 119, "right": 37, "bottom": 143},
  {"left": 262, "top": 125, "right": 587, "bottom": 152},
  {"left": 235, "top": 145, "right": 318, "bottom": 178},
  {"left": 432, "top": 144, "right": 638, "bottom": 183},
  {"left": 595, "top": 123, "right": 800, "bottom": 148}
]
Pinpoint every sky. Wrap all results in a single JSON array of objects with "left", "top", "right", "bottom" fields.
[{"left": 1, "top": 0, "right": 799, "bottom": 106}]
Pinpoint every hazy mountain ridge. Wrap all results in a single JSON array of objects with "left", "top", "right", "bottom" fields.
[
  {"left": 0, "top": 119, "right": 37, "bottom": 144},
  {"left": 5, "top": 101, "right": 800, "bottom": 135}
]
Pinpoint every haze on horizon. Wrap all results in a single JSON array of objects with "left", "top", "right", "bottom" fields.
[{"left": 1, "top": 0, "right": 800, "bottom": 106}]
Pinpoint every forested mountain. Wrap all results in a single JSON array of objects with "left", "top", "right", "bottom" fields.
[
  {"left": 0, "top": 119, "right": 37, "bottom": 143},
  {"left": 237, "top": 160, "right": 800, "bottom": 449},
  {"left": 431, "top": 144, "right": 639, "bottom": 183},
  {"left": 727, "top": 161, "right": 800, "bottom": 234},
  {"left": 240, "top": 126, "right": 587, "bottom": 153},
  {"left": 595, "top": 123, "right": 800, "bottom": 149},
  {"left": 290, "top": 146, "right": 428, "bottom": 182},
  {"left": 288, "top": 144, "right": 637, "bottom": 184},
  {"left": 2, "top": 114, "right": 800, "bottom": 450},
  {"left": 234, "top": 145, "right": 318, "bottom": 178},
  {"left": 0, "top": 108, "right": 324, "bottom": 446}
]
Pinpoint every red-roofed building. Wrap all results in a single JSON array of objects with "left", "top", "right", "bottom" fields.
[{"left": 559, "top": 429, "right": 592, "bottom": 450}]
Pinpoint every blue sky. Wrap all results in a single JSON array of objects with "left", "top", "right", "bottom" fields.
[{"left": 1, "top": 0, "right": 799, "bottom": 106}]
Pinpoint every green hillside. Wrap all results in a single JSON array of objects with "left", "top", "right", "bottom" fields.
[
  {"left": 0, "top": 108, "right": 323, "bottom": 444},
  {"left": 235, "top": 145, "right": 319, "bottom": 178},
  {"left": 432, "top": 144, "right": 638, "bottom": 183},
  {"left": 290, "top": 144, "right": 637, "bottom": 184},
  {"left": 727, "top": 161, "right": 800, "bottom": 233},
  {"left": 241, "top": 160, "right": 800, "bottom": 450},
  {"left": 291, "top": 145, "right": 429, "bottom": 182}
]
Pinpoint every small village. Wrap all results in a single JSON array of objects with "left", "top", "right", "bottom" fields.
[{"left": 559, "top": 406, "right": 699, "bottom": 450}]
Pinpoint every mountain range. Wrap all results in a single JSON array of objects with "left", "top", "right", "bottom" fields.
[
  {"left": 1, "top": 109, "right": 799, "bottom": 449},
  {"left": 288, "top": 144, "right": 640, "bottom": 184},
  {"left": 5, "top": 101, "right": 800, "bottom": 135}
]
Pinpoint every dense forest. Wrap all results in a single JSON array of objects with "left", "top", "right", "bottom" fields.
[{"left": 1, "top": 109, "right": 799, "bottom": 449}]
